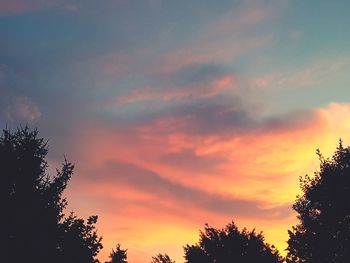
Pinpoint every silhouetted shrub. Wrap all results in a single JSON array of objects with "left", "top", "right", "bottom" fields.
[
  {"left": 184, "top": 222, "right": 283, "bottom": 263},
  {"left": 151, "top": 253, "right": 175, "bottom": 263},
  {"left": 105, "top": 244, "right": 128, "bottom": 263}
]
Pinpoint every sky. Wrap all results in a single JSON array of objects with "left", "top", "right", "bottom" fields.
[{"left": 1, "top": 0, "right": 350, "bottom": 262}]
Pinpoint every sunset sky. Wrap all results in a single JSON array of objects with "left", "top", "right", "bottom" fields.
[{"left": 1, "top": 1, "right": 350, "bottom": 262}]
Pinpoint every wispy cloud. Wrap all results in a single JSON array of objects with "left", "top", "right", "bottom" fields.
[
  {"left": 2, "top": 96, "right": 41, "bottom": 123},
  {"left": 109, "top": 63, "right": 235, "bottom": 106},
  {"left": 82, "top": 161, "right": 293, "bottom": 219},
  {"left": 64, "top": 103, "right": 350, "bottom": 262},
  {"left": 252, "top": 58, "right": 350, "bottom": 90}
]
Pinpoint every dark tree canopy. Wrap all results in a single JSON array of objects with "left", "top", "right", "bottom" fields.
[
  {"left": 59, "top": 213, "right": 102, "bottom": 263},
  {"left": 105, "top": 244, "right": 128, "bottom": 263},
  {"left": 287, "top": 141, "right": 350, "bottom": 263},
  {"left": 0, "top": 127, "right": 102, "bottom": 263},
  {"left": 151, "top": 253, "right": 175, "bottom": 263},
  {"left": 184, "top": 222, "right": 283, "bottom": 263}
]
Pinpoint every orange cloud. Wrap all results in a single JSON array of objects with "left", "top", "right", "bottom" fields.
[{"left": 63, "top": 102, "right": 350, "bottom": 262}]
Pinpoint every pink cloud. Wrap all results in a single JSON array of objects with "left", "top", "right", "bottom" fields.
[
  {"left": 158, "top": 34, "right": 274, "bottom": 75},
  {"left": 60, "top": 102, "right": 350, "bottom": 262},
  {"left": 110, "top": 74, "right": 235, "bottom": 106}
]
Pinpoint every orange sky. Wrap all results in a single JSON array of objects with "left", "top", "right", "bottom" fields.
[{"left": 61, "top": 103, "right": 350, "bottom": 262}]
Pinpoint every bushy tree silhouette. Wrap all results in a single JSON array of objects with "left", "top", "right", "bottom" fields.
[
  {"left": 58, "top": 213, "right": 102, "bottom": 263},
  {"left": 287, "top": 141, "right": 350, "bottom": 263},
  {"left": 151, "top": 253, "right": 175, "bottom": 263},
  {"left": 105, "top": 244, "right": 128, "bottom": 263},
  {"left": 184, "top": 222, "right": 283, "bottom": 263},
  {"left": 0, "top": 127, "right": 102, "bottom": 263}
]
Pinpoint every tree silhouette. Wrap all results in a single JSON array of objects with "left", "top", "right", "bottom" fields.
[
  {"left": 0, "top": 127, "right": 102, "bottom": 263},
  {"left": 151, "top": 253, "right": 175, "bottom": 263},
  {"left": 105, "top": 244, "right": 128, "bottom": 263},
  {"left": 184, "top": 222, "right": 283, "bottom": 263},
  {"left": 58, "top": 213, "right": 103, "bottom": 263},
  {"left": 287, "top": 141, "right": 350, "bottom": 263}
]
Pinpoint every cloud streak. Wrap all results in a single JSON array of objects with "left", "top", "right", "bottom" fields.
[
  {"left": 109, "top": 63, "right": 235, "bottom": 106},
  {"left": 65, "top": 103, "right": 350, "bottom": 262},
  {"left": 83, "top": 161, "right": 293, "bottom": 220}
]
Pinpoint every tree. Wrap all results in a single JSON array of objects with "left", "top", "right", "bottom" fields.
[
  {"left": 105, "top": 244, "right": 128, "bottom": 263},
  {"left": 0, "top": 127, "right": 102, "bottom": 263},
  {"left": 151, "top": 253, "right": 175, "bottom": 263},
  {"left": 58, "top": 213, "right": 103, "bottom": 263},
  {"left": 184, "top": 222, "right": 283, "bottom": 263},
  {"left": 287, "top": 141, "right": 350, "bottom": 263}
]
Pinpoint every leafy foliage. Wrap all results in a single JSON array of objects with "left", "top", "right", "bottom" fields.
[
  {"left": 0, "top": 127, "right": 102, "bottom": 263},
  {"left": 58, "top": 213, "right": 103, "bottom": 263},
  {"left": 184, "top": 222, "right": 283, "bottom": 263},
  {"left": 287, "top": 141, "right": 350, "bottom": 263},
  {"left": 151, "top": 253, "right": 175, "bottom": 263},
  {"left": 105, "top": 244, "right": 128, "bottom": 263}
]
